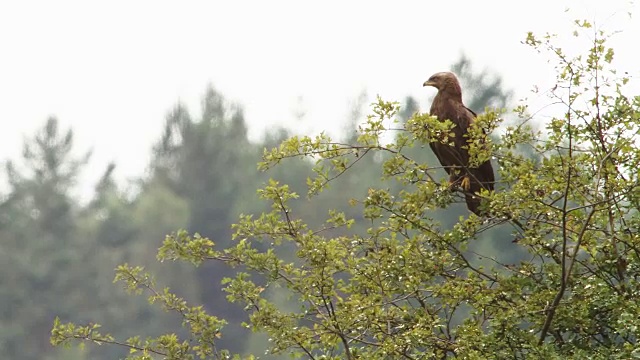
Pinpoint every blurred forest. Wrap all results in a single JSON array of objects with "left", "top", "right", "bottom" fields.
[{"left": 0, "top": 57, "right": 514, "bottom": 359}]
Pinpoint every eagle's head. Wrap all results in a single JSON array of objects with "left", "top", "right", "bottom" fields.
[{"left": 423, "top": 72, "right": 462, "bottom": 96}]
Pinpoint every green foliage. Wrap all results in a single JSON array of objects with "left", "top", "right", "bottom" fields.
[
  {"left": 51, "top": 18, "right": 640, "bottom": 359},
  {"left": 51, "top": 263, "right": 233, "bottom": 359}
]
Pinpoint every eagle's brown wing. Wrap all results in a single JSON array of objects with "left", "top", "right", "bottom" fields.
[
  {"left": 464, "top": 106, "right": 477, "bottom": 117},
  {"left": 431, "top": 101, "right": 494, "bottom": 215},
  {"left": 429, "top": 99, "right": 471, "bottom": 176}
]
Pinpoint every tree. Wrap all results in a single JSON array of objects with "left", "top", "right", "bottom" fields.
[
  {"left": 52, "top": 19, "right": 640, "bottom": 359},
  {"left": 0, "top": 118, "right": 89, "bottom": 359},
  {"left": 0, "top": 117, "right": 200, "bottom": 359},
  {"left": 149, "top": 86, "right": 258, "bottom": 352}
]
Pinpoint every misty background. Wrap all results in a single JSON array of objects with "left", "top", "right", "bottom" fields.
[{"left": 0, "top": 1, "right": 638, "bottom": 358}]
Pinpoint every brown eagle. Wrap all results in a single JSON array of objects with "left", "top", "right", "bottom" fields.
[{"left": 423, "top": 71, "right": 494, "bottom": 215}]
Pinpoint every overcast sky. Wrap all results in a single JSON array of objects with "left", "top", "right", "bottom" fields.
[{"left": 1, "top": 0, "right": 638, "bottom": 195}]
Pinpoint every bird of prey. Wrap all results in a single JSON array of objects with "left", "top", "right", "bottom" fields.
[{"left": 423, "top": 71, "right": 494, "bottom": 215}]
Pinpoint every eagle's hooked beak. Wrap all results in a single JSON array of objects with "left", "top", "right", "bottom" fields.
[{"left": 423, "top": 80, "right": 437, "bottom": 87}]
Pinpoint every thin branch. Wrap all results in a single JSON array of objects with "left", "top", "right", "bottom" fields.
[
  {"left": 70, "top": 335, "right": 167, "bottom": 357},
  {"left": 539, "top": 66, "right": 575, "bottom": 345}
]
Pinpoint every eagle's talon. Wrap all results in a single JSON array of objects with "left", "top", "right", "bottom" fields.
[{"left": 460, "top": 176, "right": 471, "bottom": 191}]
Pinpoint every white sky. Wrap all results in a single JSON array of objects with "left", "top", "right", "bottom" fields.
[{"left": 0, "top": 0, "right": 638, "bottom": 195}]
